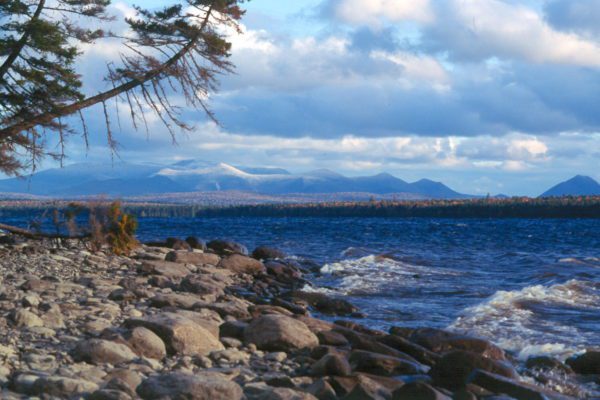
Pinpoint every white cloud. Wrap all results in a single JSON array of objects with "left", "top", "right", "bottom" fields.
[
  {"left": 449, "top": 0, "right": 600, "bottom": 67},
  {"left": 331, "top": 0, "right": 434, "bottom": 26}
]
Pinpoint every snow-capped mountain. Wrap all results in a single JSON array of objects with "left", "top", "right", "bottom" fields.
[{"left": 0, "top": 160, "right": 470, "bottom": 198}]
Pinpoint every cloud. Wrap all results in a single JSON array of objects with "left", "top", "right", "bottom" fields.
[
  {"left": 323, "top": 0, "right": 434, "bottom": 26},
  {"left": 544, "top": 0, "right": 600, "bottom": 38},
  {"left": 421, "top": 0, "right": 600, "bottom": 67}
]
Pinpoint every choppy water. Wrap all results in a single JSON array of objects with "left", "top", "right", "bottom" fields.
[
  {"left": 5, "top": 217, "right": 600, "bottom": 363},
  {"left": 133, "top": 217, "right": 600, "bottom": 362}
]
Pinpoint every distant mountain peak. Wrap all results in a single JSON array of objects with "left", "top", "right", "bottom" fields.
[
  {"left": 540, "top": 175, "right": 600, "bottom": 197},
  {"left": 0, "top": 160, "right": 471, "bottom": 199}
]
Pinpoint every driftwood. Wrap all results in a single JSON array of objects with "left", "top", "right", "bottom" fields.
[{"left": 0, "top": 223, "right": 89, "bottom": 240}]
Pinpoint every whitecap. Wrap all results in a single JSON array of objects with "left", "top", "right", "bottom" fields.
[{"left": 449, "top": 279, "right": 600, "bottom": 360}]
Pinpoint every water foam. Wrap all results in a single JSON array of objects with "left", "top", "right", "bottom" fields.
[
  {"left": 319, "top": 255, "right": 461, "bottom": 295},
  {"left": 449, "top": 279, "right": 600, "bottom": 360}
]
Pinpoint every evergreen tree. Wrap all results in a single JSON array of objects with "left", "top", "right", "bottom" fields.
[{"left": 0, "top": 0, "right": 245, "bottom": 174}]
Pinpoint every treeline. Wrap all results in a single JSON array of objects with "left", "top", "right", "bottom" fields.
[
  {"left": 0, "top": 196, "right": 599, "bottom": 219},
  {"left": 192, "top": 196, "right": 600, "bottom": 219}
]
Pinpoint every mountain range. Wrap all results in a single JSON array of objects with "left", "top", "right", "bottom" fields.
[
  {"left": 0, "top": 160, "right": 468, "bottom": 199},
  {"left": 0, "top": 160, "right": 597, "bottom": 200}
]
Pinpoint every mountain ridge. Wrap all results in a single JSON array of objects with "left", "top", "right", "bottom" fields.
[{"left": 0, "top": 160, "right": 470, "bottom": 199}]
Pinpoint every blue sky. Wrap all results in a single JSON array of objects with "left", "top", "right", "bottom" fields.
[{"left": 48, "top": 0, "right": 600, "bottom": 195}]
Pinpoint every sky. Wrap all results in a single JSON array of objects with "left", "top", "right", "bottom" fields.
[{"left": 40, "top": 0, "right": 600, "bottom": 196}]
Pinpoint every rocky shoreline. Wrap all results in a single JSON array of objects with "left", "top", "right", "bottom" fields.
[{"left": 0, "top": 235, "right": 597, "bottom": 399}]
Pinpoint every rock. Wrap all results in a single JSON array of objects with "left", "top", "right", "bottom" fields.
[
  {"left": 72, "top": 339, "right": 138, "bottom": 365},
  {"left": 342, "top": 374, "right": 392, "bottom": 400},
  {"left": 335, "top": 327, "right": 418, "bottom": 362},
  {"left": 179, "top": 274, "right": 226, "bottom": 297},
  {"left": 166, "top": 237, "right": 193, "bottom": 251},
  {"left": 220, "top": 320, "right": 248, "bottom": 340},
  {"left": 245, "top": 314, "right": 319, "bottom": 351},
  {"left": 565, "top": 350, "right": 600, "bottom": 374},
  {"left": 286, "top": 291, "right": 358, "bottom": 316},
  {"left": 253, "top": 246, "right": 286, "bottom": 260},
  {"left": 317, "top": 330, "right": 350, "bottom": 347},
  {"left": 125, "top": 327, "right": 167, "bottom": 360},
  {"left": 349, "top": 350, "right": 428, "bottom": 377},
  {"left": 89, "top": 389, "right": 134, "bottom": 400},
  {"left": 22, "top": 294, "right": 40, "bottom": 307},
  {"left": 306, "top": 379, "right": 338, "bottom": 400},
  {"left": 104, "top": 369, "right": 143, "bottom": 395},
  {"left": 138, "top": 260, "right": 192, "bottom": 279},
  {"left": 207, "top": 240, "right": 248, "bottom": 256},
  {"left": 429, "top": 351, "right": 517, "bottom": 390},
  {"left": 469, "top": 369, "right": 564, "bottom": 400},
  {"left": 124, "top": 313, "right": 224, "bottom": 356},
  {"left": 392, "top": 382, "right": 451, "bottom": 400},
  {"left": 310, "top": 354, "right": 352, "bottom": 377},
  {"left": 378, "top": 335, "right": 440, "bottom": 366},
  {"left": 166, "top": 251, "right": 220, "bottom": 265},
  {"left": 219, "top": 254, "right": 266, "bottom": 275},
  {"left": 408, "top": 329, "right": 506, "bottom": 361},
  {"left": 256, "top": 387, "right": 318, "bottom": 400},
  {"left": 32, "top": 376, "right": 99, "bottom": 397},
  {"left": 186, "top": 236, "right": 207, "bottom": 250},
  {"left": 136, "top": 372, "right": 243, "bottom": 400},
  {"left": 149, "top": 293, "right": 207, "bottom": 310},
  {"left": 11, "top": 309, "right": 43, "bottom": 328}
]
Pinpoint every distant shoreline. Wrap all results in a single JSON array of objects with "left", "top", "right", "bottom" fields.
[{"left": 0, "top": 196, "right": 599, "bottom": 219}]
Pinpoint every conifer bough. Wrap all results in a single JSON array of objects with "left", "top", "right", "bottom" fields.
[{"left": 0, "top": 0, "right": 245, "bottom": 175}]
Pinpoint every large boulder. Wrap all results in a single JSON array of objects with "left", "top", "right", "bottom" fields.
[
  {"left": 349, "top": 350, "right": 428, "bottom": 376},
  {"left": 165, "top": 251, "right": 220, "bottom": 266},
  {"left": 124, "top": 313, "right": 224, "bottom": 356},
  {"left": 179, "top": 274, "right": 226, "bottom": 298},
  {"left": 124, "top": 327, "right": 167, "bottom": 360},
  {"left": 566, "top": 350, "right": 600, "bottom": 374},
  {"left": 285, "top": 291, "right": 358, "bottom": 316},
  {"left": 207, "top": 240, "right": 248, "bottom": 256},
  {"left": 72, "top": 339, "right": 137, "bottom": 365},
  {"left": 244, "top": 314, "right": 319, "bottom": 351},
  {"left": 469, "top": 369, "right": 561, "bottom": 400},
  {"left": 429, "top": 350, "right": 517, "bottom": 390},
  {"left": 378, "top": 335, "right": 440, "bottom": 366},
  {"left": 252, "top": 246, "right": 286, "bottom": 260},
  {"left": 219, "top": 254, "right": 266, "bottom": 275},
  {"left": 310, "top": 353, "right": 352, "bottom": 377},
  {"left": 33, "top": 376, "right": 99, "bottom": 398},
  {"left": 138, "top": 261, "right": 192, "bottom": 279},
  {"left": 407, "top": 328, "right": 506, "bottom": 360},
  {"left": 137, "top": 372, "right": 243, "bottom": 400}
]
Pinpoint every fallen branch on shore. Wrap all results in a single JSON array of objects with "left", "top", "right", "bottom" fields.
[{"left": 0, "top": 223, "right": 89, "bottom": 240}]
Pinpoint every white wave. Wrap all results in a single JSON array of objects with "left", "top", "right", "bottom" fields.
[
  {"left": 319, "top": 255, "right": 461, "bottom": 294},
  {"left": 449, "top": 279, "right": 600, "bottom": 360}
]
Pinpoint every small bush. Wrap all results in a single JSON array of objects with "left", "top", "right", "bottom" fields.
[{"left": 88, "top": 201, "right": 139, "bottom": 255}]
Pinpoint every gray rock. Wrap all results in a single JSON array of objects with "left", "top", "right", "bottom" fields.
[
  {"left": 125, "top": 313, "right": 224, "bottom": 356},
  {"left": 72, "top": 339, "right": 138, "bottom": 365},
  {"left": 11, "top": 309, "right": 43, "bottom": 328},
  {"left": 166, "top": 251, "right": 220, "bottom": 265},
  {"left": 245, "top": 314, "right": 319, "bottom": 351},
  {"left": 125, "top": 327, "right": 167, "bottom": 360},
  {"left": 219, "top": 254, "right": 266, "bottom": 275},
  {"left": 136, "top": 372, "right": 243, "bottom": 400},
  {"left": 32, "top": 376, "right": 99, "bottom": 397},
  {"left": 349, "top": 350, "right": 428, "bottom": 376}
]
